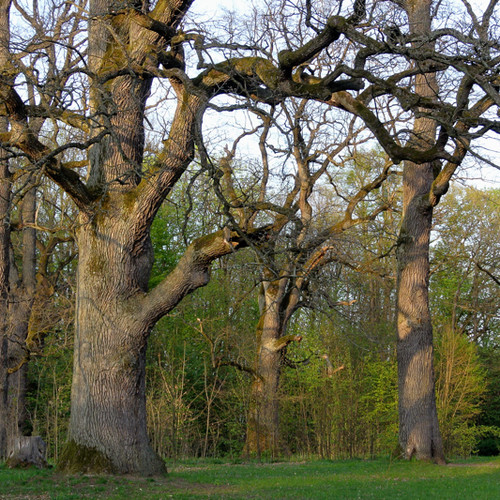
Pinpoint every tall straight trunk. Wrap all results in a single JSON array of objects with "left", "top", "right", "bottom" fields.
[
  {"left": 0, "top": 0, "right": 12, "bottom": 461},
  {"left": 0, "top": 151, "right": 11, "bottom": 460},
  {"left": 7, "top": 187, "right": 37, "bottom": 444},
  {"left": 245, "top": 304, "right": 283, "bottom": 457},
  {"left": 244, "top": 272, "right": 301, "bottom": 456},
  {"left": 396, "top": 0, "right": 445, "bottom": 463}
]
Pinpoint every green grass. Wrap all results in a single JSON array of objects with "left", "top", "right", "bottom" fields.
[{"left": 0, "top": 456, "right": 499, "bottom": 499}]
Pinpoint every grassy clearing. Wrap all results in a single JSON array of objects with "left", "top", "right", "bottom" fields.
[{"left": 0, "top": 456, "right": 499, "bottom": 499}]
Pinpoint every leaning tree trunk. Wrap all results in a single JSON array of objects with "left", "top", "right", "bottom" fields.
[{"left": 396, "top": 0, "right": 445, "bottom": 463}]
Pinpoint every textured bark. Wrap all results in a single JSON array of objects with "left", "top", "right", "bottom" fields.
[
  {"left": 61, "top": 204, "right": 165, "bottom": 475},
  {"left": 245, "top": 291, "right": 283, "bottom": 456},
  {"left": 0, "top": 187, "right": 37, "bottom": 460},
  {"left": 56, "top": 48, "right": 258, "bottom": 472},
  {"left": 396, "top": 0, "right": 445, "bottom": 464},
  {"left": 0, "top": 0, "right": 12, "bottom": 462},
  {"left": 245, "top": 353, "right": 281, "bottom": 457},
  {"left": 244, "top": 271, "right": 301, "bottom": 456},
  {"left": 396, "top": 167, "right": 444, "bottom": 462},
  {"left": 6, "top": 436, "right": 47, "bottom": 468},
  {"left": 0, "top": 154, "right": 10, "bottom": 460}
]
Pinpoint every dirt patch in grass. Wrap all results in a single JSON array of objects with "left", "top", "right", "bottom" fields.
[
  {"left": 64, "top": 473, "right": 235, "bottom": 497},
  {"left": 169, "top": 477, "right": 236, "bottom": 495},
  {"left": 0, "top": 471, "right": 236, "bottom": 499},
  {"left": 446, "top": 461, "right": 500, "bottom": 468},
  {"left": 1, "top": 496, "right": 51, "bottom": 500}
]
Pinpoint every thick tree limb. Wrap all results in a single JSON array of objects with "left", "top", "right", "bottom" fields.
[
  {"left": 0, "top": 83, "right": 96, "bottom": 210},
  {"left": 429, "top": 96, "right": 494, "bottom": 207},
  {"left": 475, "top": 261, "right": 500, "bottom": 287},
  {"left": 134, "top": 225, "right": 271, "bottom": 326}
]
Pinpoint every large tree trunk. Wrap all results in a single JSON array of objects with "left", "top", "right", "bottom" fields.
[
  {"left": 396, "top": 165, "right": 444, "bottom": 462},
  {"left": 58, "top": 1, "right": 178, "bottom": 474},
  {"left": 60, "top": 233, "right": 147, "bottom": 475},
  {"left": 59, "top": 203, "right": 165, "bottom": 474},
  {"left": 396, "top": 0, "right": 445, "bottom": 463}
]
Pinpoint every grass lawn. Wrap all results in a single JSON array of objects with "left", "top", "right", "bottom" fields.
[{"left": 0, "top": 456, "right": 499, "bottom": 499}]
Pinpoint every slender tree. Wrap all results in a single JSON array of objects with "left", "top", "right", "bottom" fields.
[{"left": 0, "top": 0, "right": 12, "bottom": 461}]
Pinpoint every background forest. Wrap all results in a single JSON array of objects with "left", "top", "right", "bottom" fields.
[{"left": 23, "top": 181, "right": 500, "bottom": 463}]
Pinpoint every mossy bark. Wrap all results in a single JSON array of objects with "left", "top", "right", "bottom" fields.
[{"left": 58, "top": 441, "right": 117, "bottom": 475}]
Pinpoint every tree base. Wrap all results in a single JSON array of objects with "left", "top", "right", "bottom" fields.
[
  {"left": 57, "top": 441, "right": 117, "bottom": 474},
  {"left": 399, "top": 443, "right": 446, "bottom": 465},
  {"left": 6, "top": 436, "right": 48, "bottom": 469},
  {"left": 57, "top": 440, "right": 167, "bottom": 476}
]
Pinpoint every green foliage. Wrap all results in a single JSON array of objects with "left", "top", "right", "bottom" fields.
[
  {"left": 360, "top": 356, "right": 399, "bottom": 454},
  {"left": 279, "top": 312, "right": 491, "bottom": 460},
  {"left": 434, "top": 326, "right": 488, "bottom": 457},
  {"left": 430, "top": 186, "right": 500, "bottom": 457},
  {"left": 25, "top": 329, "right": 73, "bottom": 462},
  {"left": 279, "top": 313, "right": 398, "bottom": 459},
  {"left": 148, "top": 204, "right": 185, "bottom": 289},
  {"left": 146, "top": 256, "right": 259, "bottom": 459},
  {"left": 431, "top": 187, "right": 500, "bottom": 344},
  {"left": 17, "top": 181, "right": 500, "bottom": 465},
  {"left": 476, "top": 347, "right": 500, "bottom": 456}
]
